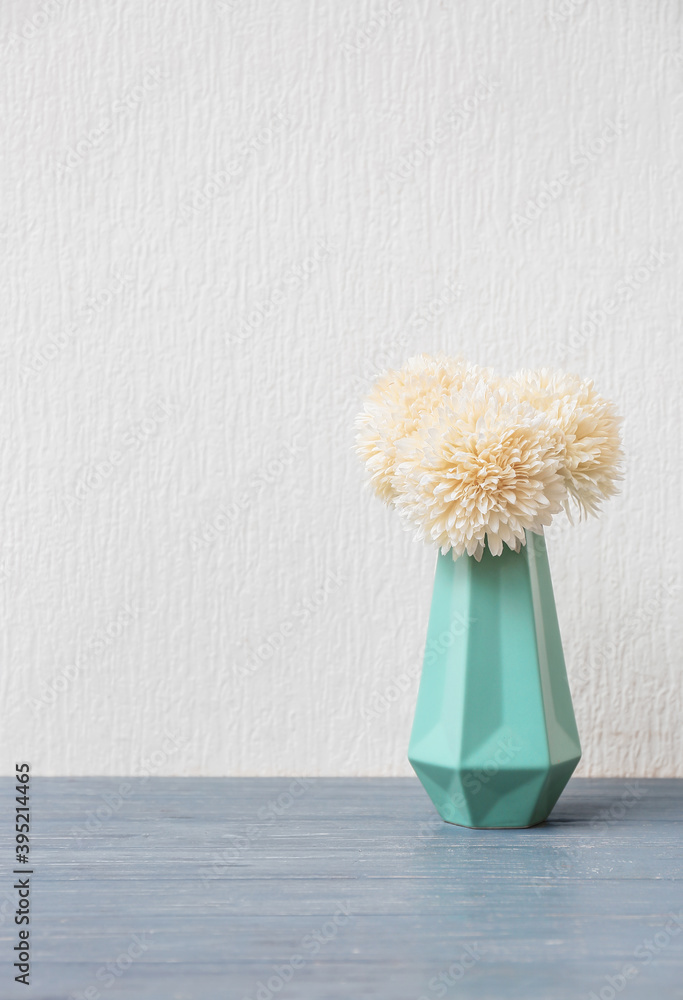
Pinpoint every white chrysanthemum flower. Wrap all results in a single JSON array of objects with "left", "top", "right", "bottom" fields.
[
  {"left": 513, "top": 368, "right": 623, "bottom": 518},
  {"left": 392, "top": 379, "right": 567, "bottom": 560},
  {"left": 355, "top": 354, "right": 485, "bottom": 503}
]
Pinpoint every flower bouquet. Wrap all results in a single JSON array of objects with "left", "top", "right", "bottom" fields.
[{"left": 356, "top": 355, "right": 623, "bottom": 828}]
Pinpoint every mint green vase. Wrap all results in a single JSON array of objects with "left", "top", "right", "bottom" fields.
[{"left": 408, "top": 530, "right": 581, "bottom": 829}]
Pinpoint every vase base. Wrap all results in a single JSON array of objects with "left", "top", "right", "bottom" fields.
[{"left": 443, "top": 818, "right": 547, "bottom": 830}]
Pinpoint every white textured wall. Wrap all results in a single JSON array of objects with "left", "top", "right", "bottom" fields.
[{"left": 2, "top": 0, "right": 681, "bottom": 777}]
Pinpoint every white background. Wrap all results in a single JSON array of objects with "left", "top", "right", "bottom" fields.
[{"left": 1, "top": 0, "right": 681, "bottom": 776}]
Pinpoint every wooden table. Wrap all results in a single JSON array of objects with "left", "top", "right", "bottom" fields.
[{"left": 1, "top": 777, "right": 681, "bottom": 998}]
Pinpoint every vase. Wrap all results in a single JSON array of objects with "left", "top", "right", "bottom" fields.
[{"left": 408, "top": 530, "right": 581, "bottom": 829}]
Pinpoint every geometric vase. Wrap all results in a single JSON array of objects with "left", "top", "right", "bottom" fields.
[{"left": 408, "top": 529, "right": 581, "bottom": 828}]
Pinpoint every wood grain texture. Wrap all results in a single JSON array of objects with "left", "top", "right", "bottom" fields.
[{"left": 0, "top": 777, "right": 681, "bottom": 999}]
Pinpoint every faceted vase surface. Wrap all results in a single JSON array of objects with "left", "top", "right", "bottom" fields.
[{"left": 408, "top": 531, "right": 581, "bottom": 829}]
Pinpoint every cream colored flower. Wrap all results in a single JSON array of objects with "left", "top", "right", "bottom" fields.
[
  {"left": 392, "top": 379, "right": 566, "bottom": 560},
  {"left": 355, "top": 354, "right": 482, "bottom": 503},
  {"left": 513, "top": 368, "right": 623, "bottom": 518},
  {"left": 355, "top": 354, "right": 622, "bottom": 559}
]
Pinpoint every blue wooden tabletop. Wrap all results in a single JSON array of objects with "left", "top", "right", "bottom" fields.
[{"left": 0, "top": 777, "right": 681, "bottom": 999}]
